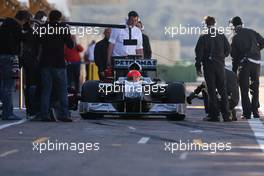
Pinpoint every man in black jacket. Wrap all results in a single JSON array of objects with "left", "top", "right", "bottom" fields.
[
  {"left": 0, "top": 10, "right": 30, "bottom": 120},
  {"left": 195, "top": 16, "right": 231, "bottom": 122},
  {"left": 136, "top": 21, "right": 152, "bottom": 59},
  {"left": 21, "top": 11, "right": 47, "bottom": 117},
  {"left": 187, "top": 68, "right": 239, "bottom": 121},
  {"left": 38, "top": 10, "right": 74, "bottom": 122},
  {"left": 94, "top": 28, "right": 111, "bottom": 80},
  {"left": 230, "top": 16, "right": 264, "bottom": 119}
]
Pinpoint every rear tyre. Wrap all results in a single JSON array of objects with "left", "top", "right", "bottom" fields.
[
  {"left": 81, "top": 80, "right": 100, "bottom": 102},
  {"left": 80, "top": 81, "right": 103, "bottom": 119},
  {"left": 166, "top": 114, "right": 185, "bottom": 121},
  {"left": 167, "top": 82, "right": 186, "bottom": 103},
  {"left": 166, "top": 82, "right": 186, "bottom": 121},
  {"left": 80, "top": 113, "right": 103, "bottom": 120}
]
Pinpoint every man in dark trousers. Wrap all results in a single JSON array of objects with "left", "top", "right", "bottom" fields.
[
  {"left": 94, "top": 28, "right": 111, "bottom": 80},
  {"left": 21, "top": 11, "right": 47, "bottom": 117},
  {"left": 65, "top": 35, "right": 84, "bottom": 92},
  {"left": 38, "top": 10, "right": 74, "bottom": 122},
  {"left": 230, "top": 16, "right": 264, "bottom": 119},
  {"left": 187, "top": 68, "right": 239, "bottom": 121},
  {"left": 0, "top": 10, "right": 31, "bottom": 120},
  {"left": 195, "top": 16, "right": 231, "bottom": 122},
  {"left": 136, "top": 21, "right": 152, "bottom": 59}
]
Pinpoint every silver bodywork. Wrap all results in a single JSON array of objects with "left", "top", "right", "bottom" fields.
[{"left": 79, "top": 102, "right": 186, "bottom": 116}]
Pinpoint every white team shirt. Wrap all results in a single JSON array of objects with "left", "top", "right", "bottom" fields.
[
  {"left": 109, "top": 24, "right": 143, "bottom": 56},
  {"left": 85, "top": 43, "right": 95, "bottom": 62}
]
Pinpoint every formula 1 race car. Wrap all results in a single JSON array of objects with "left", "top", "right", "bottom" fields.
[{"left": 79, "top": 55, "right": 186, "bottom": 120}]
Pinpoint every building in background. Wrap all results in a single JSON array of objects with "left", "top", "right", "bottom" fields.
[{"left": 151, "top": 40, "right": 181, "bottom": 65}]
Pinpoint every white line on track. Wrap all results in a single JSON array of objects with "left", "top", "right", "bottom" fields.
[
  {"left": 13, "top": 107, "right": 26, "bottom": 110},
  {"left": 248, "top": 119, "right": 264, "bottom": 152},
  {"left": 189, "top": 130, "right": 203, "bottom": 133},
  {"left": 179, "top": 152, "right": 188, "bottom": 160},
  {"left": 0, "top": 149, "right": 19, "bottom": 158},
  {"left": 128, "top": 126, "right": 136, "bottom": 131},
  {"left": 138, "top": 137, "right": 150, "bottom": 144},
  {"left": 237, "top": 106, "right": 264, "bottom": 153},
  {"left": 0, "top": 119, "right": 27, "bottom": 130}
]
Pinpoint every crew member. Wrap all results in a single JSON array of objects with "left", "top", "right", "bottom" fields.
[
  {"left": 65, "top": 35, "right": 84, "bottom": 92},
  {"left": 230, "top": 16, "right": 264, "bottom": 119},
  {"left": 84, "top": 40, "right": 96, "bottom": 80},
  {"left": 136, "top": 21, "right": 152, "bottom": 59},
  {"left": 94, "top": 28, "right": 111, "bottom": 80},
  {"left": 195, "top": 16, "right": 231, "bottom": 122},
  {"left": 187, "top": 68, "right": 239, "bottom": 121},
  {"left": 107, "top": 11, "right": 143, "bottom": 71},
  {"left": 21, "top": 11, "right": 47, "bottom": 117},
  {"left": 0, "top": 10, "right": 31, "bottom": 120},
  {"left": 38, "top": 10, "right": 74, "bottom": 122}
]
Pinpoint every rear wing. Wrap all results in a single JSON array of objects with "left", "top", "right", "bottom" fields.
[{"left": 112, "top": 56, "right": 157, "bottom": 71}]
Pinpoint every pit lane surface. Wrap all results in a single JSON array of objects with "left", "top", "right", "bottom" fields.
[{"left": 0, "top": 101, "right": 264, "bottom": 176}]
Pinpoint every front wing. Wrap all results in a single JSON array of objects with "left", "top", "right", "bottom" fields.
[{"left": 79, "top": 102, "right": 186, "bottom": 116}]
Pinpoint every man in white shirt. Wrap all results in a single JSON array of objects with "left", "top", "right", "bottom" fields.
[
  {"left": 107, "top": 11, "right": 144, "bottom": 67},
  {"left": 84, "top": 40, "right": 96, "bottom": 62},
  {"left": 84, "top": 40, "right": 96, "bottom": 80}
]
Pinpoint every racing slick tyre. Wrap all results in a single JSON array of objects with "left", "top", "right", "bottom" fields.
[
  {"left": 80, "top": 113, "right": 103, "bottom": 119},
  {"left": 166, "top": 82, "right": 186, "bottom": 121},
  {"left": 80, "top": 80, "right": 103, "bottom": 119},
  {"left": 81, "top": 80, "right": 100, "bottom": 102},
  {"left": 167, "top": 82, "right": 186, "bottom": 103}
]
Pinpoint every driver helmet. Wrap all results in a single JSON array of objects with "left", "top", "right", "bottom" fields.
[{"left": 127, "top": 69, "right": 141, "bottom": 82}]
